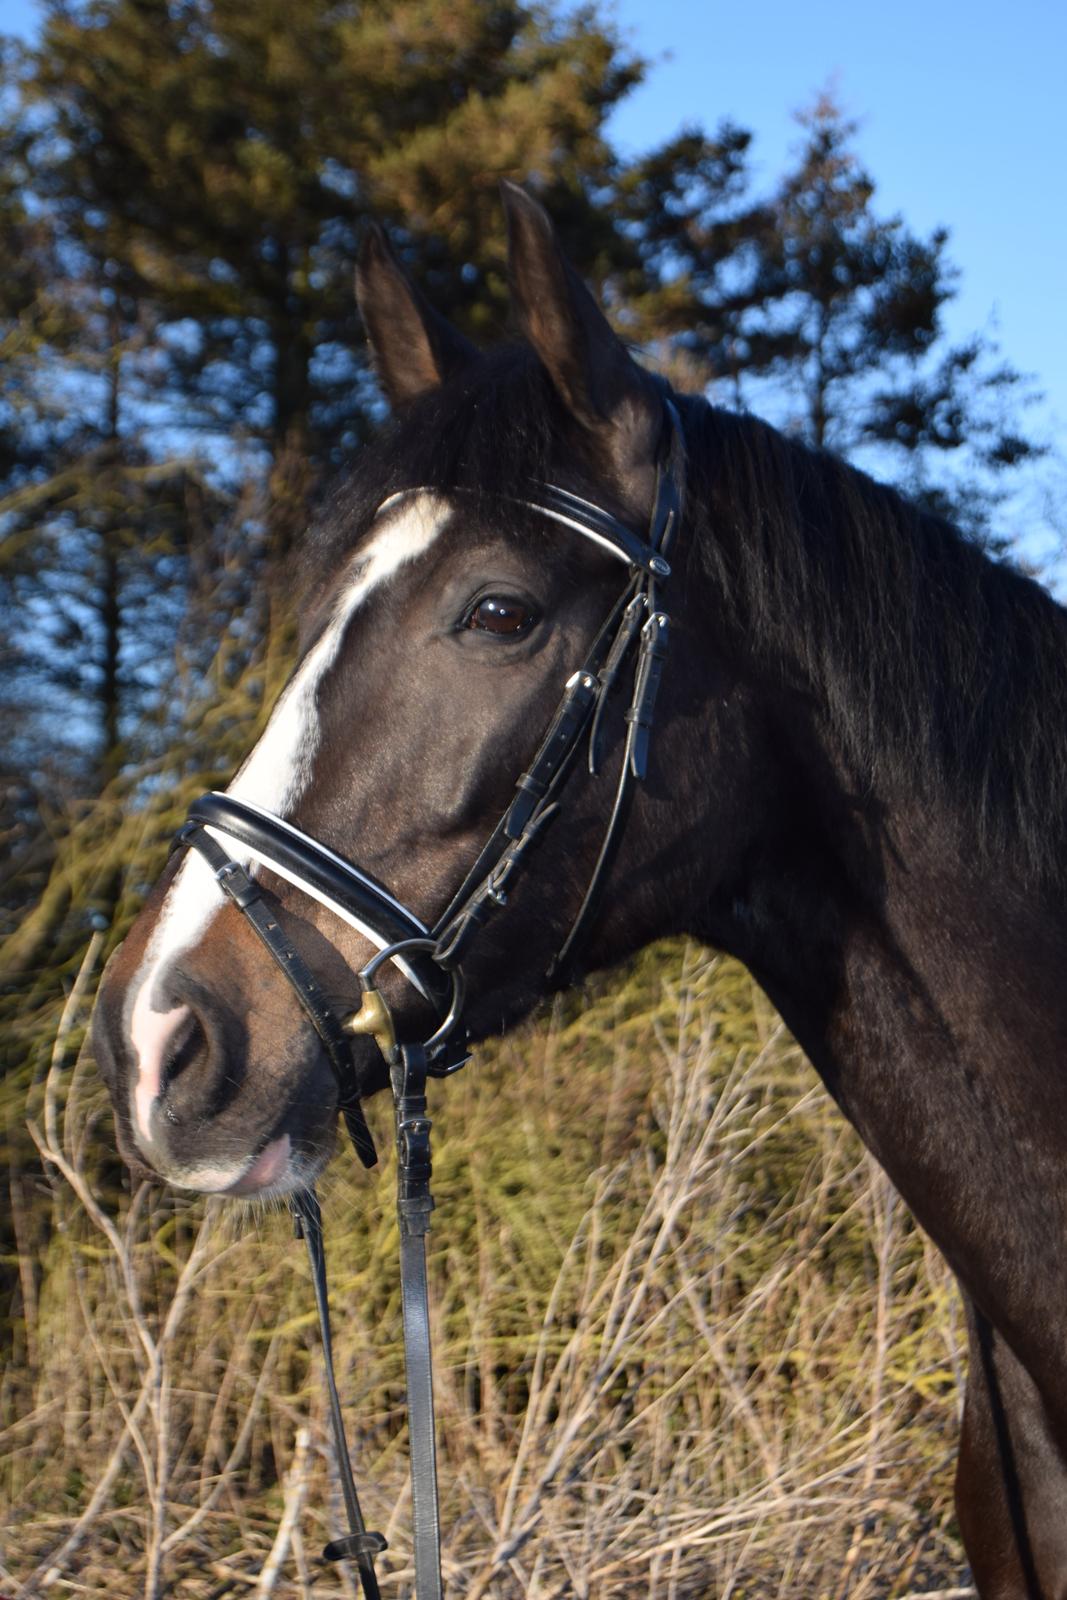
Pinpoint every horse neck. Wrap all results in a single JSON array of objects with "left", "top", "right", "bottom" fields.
[
  {"left": 723, "top": 682, "right": 1067, "bottom": 1371},
  {"left": 673, "top": 413, "right": 1067, "bottom": 1179},
  {"left": 726, "top": 711, "right": 1067, "bottom": 1080}
]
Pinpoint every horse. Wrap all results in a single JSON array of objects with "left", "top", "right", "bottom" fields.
[{"left": 92, "top": 182, "right": 1067, "bottom": 1599}]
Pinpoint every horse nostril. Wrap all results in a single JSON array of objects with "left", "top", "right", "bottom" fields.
[{"left": 161, "top": 1009, "right": 206, "bottom": 1092}]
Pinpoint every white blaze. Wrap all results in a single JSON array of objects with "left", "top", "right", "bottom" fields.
[{"left": 127, "top": 492, "right": 450, "bottom": 1145}]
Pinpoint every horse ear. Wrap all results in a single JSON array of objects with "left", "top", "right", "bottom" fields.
[
  {"left": 356, "top": 224, "right": 477, "bottom": 407},
  {"left": 501, "top": 181, "right": 662, "bottom": 509}
]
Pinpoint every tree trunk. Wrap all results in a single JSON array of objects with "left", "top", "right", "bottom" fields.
[{"left": 98, "top": 318, "right": 124, "bottom": 790}]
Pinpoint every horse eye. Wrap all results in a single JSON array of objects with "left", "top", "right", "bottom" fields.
[{"left": 465, "top": 596, "right": 535, "bottom": 636}]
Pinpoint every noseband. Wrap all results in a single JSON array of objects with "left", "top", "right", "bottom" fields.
[{"left": 172, "top": 400, "right": 684, "bottom": 1596}]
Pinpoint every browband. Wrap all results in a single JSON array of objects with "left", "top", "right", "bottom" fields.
[
  {"left": 520, "top": 483, "right": 671, "bottom": 576},
  {"left": 382, "top": 467, "right": 674, "bottom": 579}
]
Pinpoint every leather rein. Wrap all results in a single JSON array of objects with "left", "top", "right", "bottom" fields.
[{"left": 172, "top": 399, "right": 684, "bottom": 1596}]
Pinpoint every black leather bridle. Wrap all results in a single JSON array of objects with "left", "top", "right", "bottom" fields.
[{"left": 171, "top": 398, "right": 684, "bottom": 1596}]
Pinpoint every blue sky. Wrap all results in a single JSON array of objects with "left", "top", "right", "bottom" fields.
[
  {"left": 5, "top": 0, "right": 1064, "bottom": 549},
  {"left": 604, "top": 0, "right": 1066, "bottom": 444}
]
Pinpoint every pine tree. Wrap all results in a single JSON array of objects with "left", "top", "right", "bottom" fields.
[
  {"left": 19, "top": 0, "right": 651, "bottom": 514},
  {"left": 612, "top": 120, "right": 772, "bottom": 392},
  {"left": 739, "top": 93, "right": 1041, "bottom": 535},
  {"left": 0, "top": 48, "right": 206, "bottom": 955}
]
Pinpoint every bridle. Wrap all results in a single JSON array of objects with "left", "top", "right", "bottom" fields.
[{"left": 172, "top": 398, "right": 684, "bottom": 1596}]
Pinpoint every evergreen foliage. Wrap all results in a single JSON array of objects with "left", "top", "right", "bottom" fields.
[{"left": 642, "top": 91, "right": 1042, "bottom": 541}]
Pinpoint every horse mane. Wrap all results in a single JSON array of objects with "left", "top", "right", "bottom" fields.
[
  {"left": 308, "top": 347, "right": 1067, "bottom": 885},
  {"left": 687, "top": 400, "right": 1067, "bottom": 884}
]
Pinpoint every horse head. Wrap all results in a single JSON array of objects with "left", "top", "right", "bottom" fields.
[{"left": 92, "top": 187, "right": 749, "bottom": 1196}]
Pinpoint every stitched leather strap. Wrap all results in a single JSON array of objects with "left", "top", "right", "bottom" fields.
[
  {"left": 290, "top": 1189, "right": 387, "bottom": 1593},
  {"left": 391, "top": 1043, "right": 443, "bottom": 1600},
  {"left": 290, "top": 1049, "right": 442, "bottom": 1597},
  {"left": 178, "top": 822, "right": 378, "bottom": 1167},
  {"left": 186, "top": 792, "right": 454, "bottom": 1013}
]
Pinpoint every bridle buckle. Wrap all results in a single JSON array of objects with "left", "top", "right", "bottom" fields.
[
  {"left": 344, "top": 936, "right": 467, "bottom": 1069},
  {"left": 345, "top": 983, "right": 398, "bottom": 1060}
]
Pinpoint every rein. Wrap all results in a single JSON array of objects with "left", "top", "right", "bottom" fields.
[{"left": 173, "top": 400, "right": 684, "bottom": 1595}]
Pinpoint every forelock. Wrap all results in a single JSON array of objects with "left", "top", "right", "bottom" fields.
[{"left": 301, "top": 346, "right": 561, "bottom": 595}]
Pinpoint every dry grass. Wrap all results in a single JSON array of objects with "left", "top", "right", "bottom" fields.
[{"left": 2, "top": 942, "right": 973, "bottom": 1599}]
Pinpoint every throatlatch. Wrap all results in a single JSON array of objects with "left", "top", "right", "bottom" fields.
[{"left": 173, "top": 399, "right": 684, "bottom": 1597}]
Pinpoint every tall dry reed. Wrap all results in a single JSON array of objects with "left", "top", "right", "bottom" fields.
[{"left": 3, "top": 944, "right": 972, "bottom": 1599}]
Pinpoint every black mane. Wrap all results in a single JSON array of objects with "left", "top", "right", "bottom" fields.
[
  {"left": 689, "top": 401, "right": 1067, "bottom": 884},
  {"left": 309, "top": 349, "right": 1067, "bottom": 884}
]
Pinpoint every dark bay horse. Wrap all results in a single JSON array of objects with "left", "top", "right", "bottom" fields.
[{"left": 93, "top": 184, "right": 1067, "bottom": 1597}]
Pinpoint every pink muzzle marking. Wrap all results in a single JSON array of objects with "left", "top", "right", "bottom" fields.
[{"left": 227, "top": 1136, "right": 292, "bottom": 1195}]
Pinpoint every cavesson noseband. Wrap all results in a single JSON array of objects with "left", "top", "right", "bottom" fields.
[{"left": 172, "top": 399, "right": 684, "bottom": 1598}]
